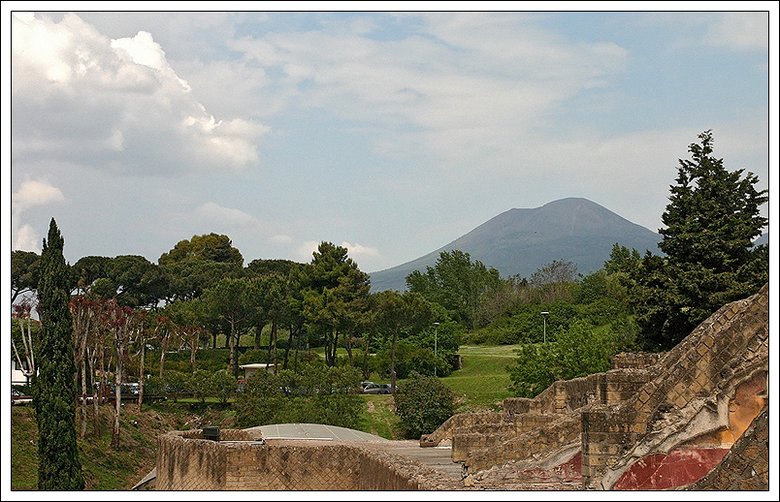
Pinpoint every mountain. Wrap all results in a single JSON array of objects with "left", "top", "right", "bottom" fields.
[{"left": 370, "top": 197, "right": 662, "bottom": 291}]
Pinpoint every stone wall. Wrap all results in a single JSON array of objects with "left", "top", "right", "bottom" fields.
[
  {"left": 438, "top": 284, "right": 768, "bottom": 491},
  {"left": 464, "top": 413, "right": 582, "bottom": 473},
  {"left": 611, "top": 352, "right": 664, "bottom": 370},
  {"left": 581, "top": 284, "right": 769, "bottom": 490},
  {"left": 422, "top": 411, "right": 508, "bottom": 445},
  {"left": 155, "top": 430, "right": 461, "bottom": 490}
]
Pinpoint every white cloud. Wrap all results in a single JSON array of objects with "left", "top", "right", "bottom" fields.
[
  {"left": 229, "top": 13, "right": 628, "bottom": 169},
  {"left": 14, "top": 224, "right": 41, "bottom": 252},
  {"left": 193, "top": 201, "right": 259, "bottom": 227},
  {"left": 341, "top": 241, "right": 380, "bottom": 259},
  {"left": 13, "top": 179, "right": 65, "bottom": 213},
  {"left": 704, "top": 13, "right": 768, "bottom": 50},
  {"left": 295, "top": 240, "right": 321, "bottom": 262},
  {"left": 12, "top": 180, "right": 66, "bottom": 251},
  {"left": 11, "top": 13, "right": 268, "bottom": 175}
]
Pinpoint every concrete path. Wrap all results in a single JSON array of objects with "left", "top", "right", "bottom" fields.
[{"left": 246, "top": 424, "right": 462, "bottom": 478}]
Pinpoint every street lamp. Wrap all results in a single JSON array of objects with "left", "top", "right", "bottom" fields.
[
  {"left": 540, "top": 311, "right": 549, "bottom": 343},
  {"left": 433, "top": 322, "right": 440, "bottom": 377}
]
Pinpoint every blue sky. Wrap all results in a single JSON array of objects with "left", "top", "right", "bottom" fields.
[{"left": 5, "top": 5, "right": 774, "bottom": 273}]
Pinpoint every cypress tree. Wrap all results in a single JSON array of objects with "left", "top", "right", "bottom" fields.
[
  {"left": 634, "top": 131, "right": 768, "bottom": 349},
  {"left": 33, "top": 219, "right": 84, "bottom": 490}
]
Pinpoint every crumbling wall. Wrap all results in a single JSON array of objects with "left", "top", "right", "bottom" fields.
[
  {"left": 421, "top": 411, "right": 508, "bottom": 445},
  {"left": 155, "top": 430, "right": 461, "bottom": 490},
  {"left": 611, "top": 352, "right": 664, "bottom": 370},
  {"left": 439, "top": 285, "right": 767, "bottom": 491},
  {"left": 463, "top": 413, "right": 582, "bottom": 473},
  {"left": 581, "top": 284, "right": 768, "bottom": 490}
]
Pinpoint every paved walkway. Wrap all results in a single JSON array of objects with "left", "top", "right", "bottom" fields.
[
  {"left": 246, "top": 423, "right": 390, "bottom": 443},
  {"left": 246, "top": 424, "right": 462, "bottom": 478}
]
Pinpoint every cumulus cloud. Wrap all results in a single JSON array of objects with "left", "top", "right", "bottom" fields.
[
  {"left": 228, "top": 13, "right": 627, "bottom": 167},
  {"left": 11, "top": 13, "right": 268, "bottom": 175},
  {"left": 12, "top": 180, "right": 66, "bottom": 251},
  {"left": 13, "top": 179, "right": 65, "bottom": 213},
  {"left": 340, "top": 241, "right": 380, "bottom": 259},
  {"left": 295, "top": 240, "right": 321, "bottom": 262},
  {"left": 14, "top": 224, "right": 42, "bottom": 252}
]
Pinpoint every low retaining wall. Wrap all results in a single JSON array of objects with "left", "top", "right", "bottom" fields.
[{"left": 155, "top": 430, "right": 461, "bottom": 490}]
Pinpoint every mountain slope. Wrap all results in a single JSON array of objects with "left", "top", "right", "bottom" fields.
[{"left": 370, "top": 198, "right": 661, "bottom": 291}]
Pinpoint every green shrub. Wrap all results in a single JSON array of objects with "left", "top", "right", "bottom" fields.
[
  {"left": 509, "top": 320, "right": 628, "bottom": 398},
  {"left": 238, "top": 348, "right": 269, "bottom": 365},
  {"left": 211, "top": 369, "right": 237, "bottom": 404},
  {"left": 234, "top": 362, "right": 365, "bottom": 428},
  {"left": 394, "top": 373, "right": 454, "bottom": 439},
  {"left": 160, "top": 371, "right": 190, "bottom": 403},
  {"left": 374, "top": 340, "right": 452, "bottom": 379},
  {"left": 189, "top": 370, "right": 213, "bottom": 403}
]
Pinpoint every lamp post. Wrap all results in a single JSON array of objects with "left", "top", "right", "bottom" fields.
[
  {"left": 541, "top": 311, "right": 549, "bottom": 343},
  {"left": 433, "top": 322, "right": 440, "bottom": 377}
]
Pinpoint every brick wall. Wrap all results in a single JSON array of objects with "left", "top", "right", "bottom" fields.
[
  {"left": 582, "top": 284, "right": 768, "bottom": 490},
  {"left": 422, "top": 411, "right": 508, "bottom": 445},
  {"left": 155, "top": 431, "right": 461, "bottom": 490},
  {"left": 464, "top": 413, "right": 582, "bottom": 473},
  {"left": 611, "top": 352, "right": 664, "bottom": 370}
]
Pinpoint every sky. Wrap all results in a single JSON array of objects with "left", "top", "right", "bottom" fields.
[{"left": 4, "top": 3, "right": 776, "bottom": 275}]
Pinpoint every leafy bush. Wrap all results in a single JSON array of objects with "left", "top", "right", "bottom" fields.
[
  {"left": 238, "top": 348, "right": 269, "bottom": 365},
  {"left": 509, "top": 320, "right": 628, "bottom": 398},
  {"left": 211, "top": 369, "right": 237, "bottom": 404},
  {"left": 189, "top": 369, "right": 213, "bottom": 403},
  {"left": 234, "top": 362, "right": 365, "bottom": 428},
  {"left": 160, "top": 371, "right": 190, "bottom": 403},
  {"left": 374, "top": 340, "right": 451, "bottom": 379},
  {"left": 394, "top": 373, "right": 454, "bottom": 439}
]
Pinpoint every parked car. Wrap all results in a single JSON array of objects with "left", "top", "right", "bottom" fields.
[
  {"left": 363, "top": 383, "right": 391, "bottom": 394},
  {"left": 360, "top": 380, "right": 375, "bottom": 390}
]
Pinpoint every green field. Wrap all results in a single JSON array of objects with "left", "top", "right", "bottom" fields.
[{"left": 440, "top": 344, "right": 519, "bottom": 412}]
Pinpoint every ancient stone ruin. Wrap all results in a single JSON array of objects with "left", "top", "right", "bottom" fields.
[{"left": 150, "top": 284, "right": 768, "bottom": 490}]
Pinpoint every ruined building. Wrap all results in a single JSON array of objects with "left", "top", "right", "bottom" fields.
[{"left": 150, "top": 284, "right": 768, "bottom": 490}]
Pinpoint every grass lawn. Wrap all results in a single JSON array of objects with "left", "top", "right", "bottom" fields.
[
  {"left": 358, "top": 395, "right": 399, "bottom": 439},
  {"left": 440, "top": 344, "right": 520, "bottom": 412}
]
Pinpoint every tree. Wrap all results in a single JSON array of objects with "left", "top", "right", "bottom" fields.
[
  {"left": 203, "top": 277, "right": 261, "bottom": 377},
  {"left": 159, "top": 233, "right": 244, "bottom": 301},
  {"left": 406, "top": 250, "right": 502, "bottom": 329},
  {"left": 372, "top": 291, "right": 437, "bottom": 391},
  {"left": 303, "top": 242, "right": 370, "bottom": 367},
  {"left": 33, "top": 219, "right": 84, "bottom": 489},
  {"left": 11, "top": 301, "right": 38, "bottom": 387},
  {"left": 634, "top": 131, "right": 768, "bottom": 349},
  {"left": 394, "top": 373, "right": 454, "bottom": 439},
  {"left": 509, "top": 320, "right": 628, "bottom": 398},
  {"left": 104, "top": 300, "right": 135, "bottom": 449},
  {"left": 11, "top": 250, "right": 40, "bottom": 303},
  {"left": 529, "top": 259, "right": 578, "bottom": 303}
]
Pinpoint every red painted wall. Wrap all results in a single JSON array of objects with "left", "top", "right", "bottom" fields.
[{"left": 613, "top": 448, "right": 728, "bottom": 490}]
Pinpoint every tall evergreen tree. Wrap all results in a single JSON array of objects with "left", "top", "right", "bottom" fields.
[
  {"left": 634, "top": 131, "right": 768, "bottom": 349},
  {"left": 33, "top": 219, "right": 84, "bottom": 489}
]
